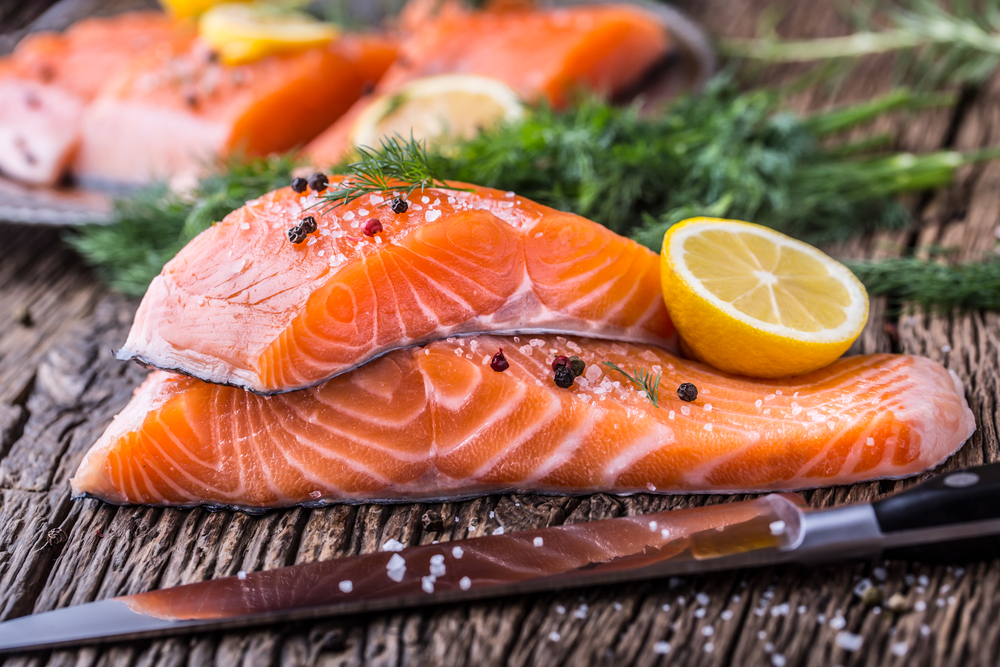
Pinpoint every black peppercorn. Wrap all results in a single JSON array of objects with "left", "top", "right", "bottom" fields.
[
  {"left": 308, "top": 172, "right": 328, "bottom": 192},
  {"left": 490, "top": 348, "right": 509, "bottom": 372},
  {"left": 554, "top": 365, "right": 575, "bottom": 389},
  {"left": 287, "top": 226, "right": 307, "bottom": 244},
  {"left": 390, "top": 197, "right": 408, "bottom": 214},
  {"left": 569, "top": 356, "right": 585, "bottom": 377},
  {"left": 291, "top": 177, "right": 308, "bottom": 193},
  {"left": 677, "top": 383, "right": 698, "bottom": 402},
  {"left": 299, "top": 216, "right": 317, "bottom": 234}
]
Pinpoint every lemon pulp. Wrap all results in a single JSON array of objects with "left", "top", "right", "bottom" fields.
[{"left": 661, "top": 218, "right": 869, "bottom": 378}]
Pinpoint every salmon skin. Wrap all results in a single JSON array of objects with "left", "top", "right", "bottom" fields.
[
  {"left": 117, "top": 183, "right": 676, "bottom": 394},
  {"left": 0, "top": 13, "right": 192, "bottom": 186},
  {"left": 72, "top": 335, "right": 976, "bottom": 510},
  {"left": 305, "top": 1, "right": 670, "bottom": 166}
]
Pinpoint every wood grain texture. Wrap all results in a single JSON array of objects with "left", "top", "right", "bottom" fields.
[{"left": 1, "top": 0, "right": 1000, "bottom": 665}]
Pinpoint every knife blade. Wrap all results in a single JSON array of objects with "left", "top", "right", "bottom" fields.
[{"left": 3, "top": 462, "right": 1000, "bottom": 653}]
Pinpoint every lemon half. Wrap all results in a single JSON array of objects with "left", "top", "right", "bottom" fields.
[
  {"left": 351, "top": 74, "right": 524, "bottom": 151},
  {"left": 199, "top": 3, "right": 339, "bottom": 65},
  {"left": 661, "top": 218, "right": 869, "bottom": 378}
]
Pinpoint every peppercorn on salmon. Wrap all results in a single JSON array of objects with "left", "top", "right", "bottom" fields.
[
  {"left": 0, "top": 12, "right": 192, "bottom": 185},
  {"left": 305, "top": 0, "right": 670, "bottom": 165},
  {"left": 71, "top": 335, "right": 975, "bottom": 509},
  {"left": 117, "top": 182, "right": 677, "bottom": 393}
]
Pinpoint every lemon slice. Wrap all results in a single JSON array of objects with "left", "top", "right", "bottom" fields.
[
  {"left": 160, "top": 0, "right": 245, "bottom": 19},
  {"left": 661, "top": 218, "right": 869, "bottom": 378},
  {"left": 351, "top": 74, "right": 524, "bottom": 151},
  {"left": 199, "top": 3, "right": 340, "bottom": 65}
]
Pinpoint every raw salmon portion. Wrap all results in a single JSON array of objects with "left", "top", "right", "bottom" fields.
[
  {"left": 73, "top": 34, "right": 397, "bottom": 186},
  {"left": 0, "top": 13, "right": 192, "bottom": 185},
  {"left": 305, "top": 1, "right": 669, "bottom": 165},
  {"left": 72, "top": 335, "right": 975, "bottom": 509},
  {"left": 118, "top": 183, "right": 676, "bottom": 393}
]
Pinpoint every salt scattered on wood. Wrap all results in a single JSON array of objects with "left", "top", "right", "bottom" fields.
[
  {"left": 653, "top": 641, "right": 671, "bottom": 654},
  {"left": 383, "top": 538, "right": 405, "bottom": 552},
  {"left": 835, "top": 631, "right": 863, "bottom": 652}
]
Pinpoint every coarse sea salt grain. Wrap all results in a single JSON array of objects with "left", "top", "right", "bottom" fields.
[
  {"left": 654, "top": 641, "right": 671, "bottom": 654},
  {"left": 240, "top": 222, "right": 250, "bottom": 230},
  {"left": 383, "top": 538, "right": 405, "bottom": 552},
  {"left": 891, "top": 642, "right": 908, "bottom": 656},
  {"left": 425, "top": 209, "right": 442, "bottom": 222},
  {"left": 835, "top": 632, "right": 863, "bottom": 652},
  {"left": 452, "top": 546, "right": 464, "bottom": 559},
  {"left": 339, "top": 580, "right": 353, "bottom": 593},
  {"left": 386, "top": 554, "right": 406, "bottom": 582},
  {"left": 534, "top": 537, "right": 544, "bottom": 547},
  {"left": 492, "top": 526, "right": 505, "bottom": 535},
  {"left": 422, "top": 576, "right": 435, "bottom": 593},
  {"left": 829, "top": 616, "right": 846, "bottom": 630},
  {"left": 721, "top": 610, "right": 734, "bottom": 621},
  {"left": 772, "top": 654, "right": 786, "bottom": 667},
  {"left": 549, "top": 632, "right": 560, "bottom": 642},
  {"left": 237, "top": 571, "right": 247, "bottom": 580}
]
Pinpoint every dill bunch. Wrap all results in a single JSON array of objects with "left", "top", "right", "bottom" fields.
[
  {"left": 847, "top": 257, "right": 1000, "bottom": 311},
  {"left": 67, "top": 154, "right": 297, "bottom": 296},
  {"left": 432, "top": 77, "right": 984, "bottom": 250}
]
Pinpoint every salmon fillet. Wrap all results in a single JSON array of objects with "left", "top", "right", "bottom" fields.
[
  {"left": 0, "top": 12, "right": 192, "bottom": 185},
  {"left": 117, "top": 183, "right": 676, "bottom": 393},
  {"left": 73, "top": 33, "right": 397, "bottom": 186},
  {"left": 72, "top": 335, "right": 975, "bottom": 509},
  {"left": 305, "top": 1, "right": 669, "bottom": 166}
]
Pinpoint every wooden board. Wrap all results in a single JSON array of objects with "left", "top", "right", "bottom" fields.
[{"left": 1, "top": 0, "right": 1000, "bottom": 665}]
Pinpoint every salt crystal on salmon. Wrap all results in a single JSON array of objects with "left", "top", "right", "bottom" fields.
[
  {"left": 72, "top": 335, "right": 975, "bottom": 509},
  {"left": 117, "top": 183, "right": 677, "bottom": 393}
]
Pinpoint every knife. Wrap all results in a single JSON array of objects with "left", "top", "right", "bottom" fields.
[{"left": 3, "top": 462, "right": 1000, "bottom": 653}]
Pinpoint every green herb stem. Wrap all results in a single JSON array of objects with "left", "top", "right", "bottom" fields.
[
  {"left": 317, "top": 134, "right": 471, "bottom": 214},
  {"left": 601, "top": 362, "right": 662, "bottom": 407},
  {"left": 847, "top": 257, "right": 1000, "bottom": 311}
]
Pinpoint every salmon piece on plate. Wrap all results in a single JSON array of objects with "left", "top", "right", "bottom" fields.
[
  {"left": 73, "top": 33, "right": 397, "bottom": 187},
  {"left": 71, "top": 335, "right": 976, "bottom": 509},
  {"left": 0, "top": 12, "right": 191, "bottom": 185},
  {"left": 117, "top": 183, "right": 676, "bottom": 393},
  {"left": 305, "top": 0, "right": 670, "bottom": 165}
]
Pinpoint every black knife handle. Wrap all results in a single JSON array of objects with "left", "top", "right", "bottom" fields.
[{"left": 874, "top": 463, "right": 1000, "bottom": 563}]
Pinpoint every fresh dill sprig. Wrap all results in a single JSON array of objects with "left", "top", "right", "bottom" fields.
[
  {"left": 432, "top": 76, "right": 988, "bottom": 249},
  {"left": 846, "top": 257, "right": 1000, "bottom": 311},
  {"left": 601, "top": 362, "right": 662, "bottom": 407},
  {"left": 721, "top": 0, "right": 1000, "bottom": 89},
  {"left": 67, "top": 154, "right": 297, "bottom": 296},
  {"left": 316, "top": 134, "right": 472, "bottom": 214}
]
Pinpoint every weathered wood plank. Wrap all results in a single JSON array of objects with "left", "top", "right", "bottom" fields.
[{"left": 1, "top": 0, "right": 1000, "bottom": 666}]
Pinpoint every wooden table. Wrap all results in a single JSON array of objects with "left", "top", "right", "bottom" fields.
[{"left": 2, "top": 1, "right": 999, "bottom": 665}]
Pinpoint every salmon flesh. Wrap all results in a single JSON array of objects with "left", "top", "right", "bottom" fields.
[
  {"left": 305, "top": 1, "right": 670, "bottom": 166},
  {"left": 117, "top": 183, "right": 677, "bottom": 393},
  {"left": 72, "top": 335, "right": 975, "bottom": 509}
]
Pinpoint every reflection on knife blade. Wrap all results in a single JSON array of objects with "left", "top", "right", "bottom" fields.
[{"left": 123, "top": 494, "right": 800, "bottom": 621}]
